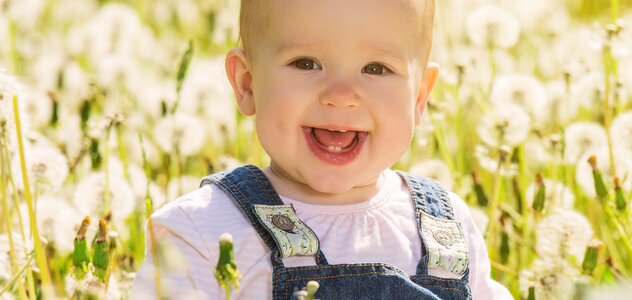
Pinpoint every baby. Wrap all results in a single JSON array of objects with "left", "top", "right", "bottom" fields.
[{"left": 132, "top": 0, "right": 513, "bottom": 299}]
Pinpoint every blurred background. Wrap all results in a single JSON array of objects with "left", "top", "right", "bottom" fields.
[{"left": 1, "top": 0, "right": 632, "bottom": 299}]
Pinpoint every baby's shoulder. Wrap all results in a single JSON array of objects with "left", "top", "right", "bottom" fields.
[{"left": 149, "top": 182, "right": 251, "bottom": 247}]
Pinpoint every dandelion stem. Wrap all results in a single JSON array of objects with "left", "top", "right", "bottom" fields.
[
  {"left": 428, "top": 110, "right": 457, "bottom": 180},
  {"left": 0, "top": 255, "right": 34, "bottom": 297},
  {"left": 104, "top": 128, "right": 111, "bottom": 216},
  {"left": 0, "top": 140, "right": 28, "bottom": 300},
  {"left": 12, "top": 95, "right": 54, "bottom": 296},
  {"left": 610, "top": 0, "right": 620, "bottom": 22}
]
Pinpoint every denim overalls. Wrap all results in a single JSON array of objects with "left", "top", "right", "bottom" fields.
[{"left": 201, "top": 165, "right": 472, "bottom": 299}]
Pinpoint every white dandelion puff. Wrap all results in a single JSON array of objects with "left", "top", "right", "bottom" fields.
[
  {"left": 33, "top": 195, "right": 81, "bottom": 253},
  {"left": 11, "top": 144, "right": 69, "bottom": 193},
  {"left": 179, "top": 57, "right": 237, "bottom": 148},
  {"left": 0, "top": 70, "right": 31, "bottom": 152},
  {"left": 519, "top": 258, "right": 580, "bottom": 300},
  {"left": 477, "top": 103, "right": 531, "bottom": 148},
  {"left": 576, "top": 146, "right": 632, "bottom": 197},
  {"left": 466, "top": 5, "right": 521, "bottom": 49},
  {"left": 523, "top": 137, "right": 557, "bottom": 168},
  {"left": 490, "top": 74, "right": 549, "bottom": 126},
  {"left": 153, "top": 113, "right": 206, "bottom": 156},
  {"left": 611, "top": 110, "right": 632, "bottom": 151},
  {"left": 0, "top": 233, "right": 32, "bottom": 283},
  {"left": 570, "top": 71, "right": 605, "bottom": 110},
  {"left": 563, "top": 122, "right": 608, "bottom": 164},
  {"left": 408, "top": 159, "right": 454, "bottom": 191},
  {"left": 536, "top": 209, "right": 593, "bottom": 260},
  {"left": 474, "top": 145, "right": 518, "bottom": 177},
  {"left": 545, "top": 80, "right": 579, "bottom": 125},
  {"left": 525, "top": 179, "right": 575, "bottom": 212},
  {"left": 73, "top": 172, "right": 135, "bottom": 227}
]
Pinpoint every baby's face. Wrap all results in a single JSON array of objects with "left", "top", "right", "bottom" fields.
[{"left": 228, "top": 0, "right": 437, "bottom": 201}]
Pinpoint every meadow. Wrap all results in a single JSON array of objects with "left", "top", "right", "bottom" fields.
[{"left": 1, "top": 0, "right": 632, "bottom": 299}]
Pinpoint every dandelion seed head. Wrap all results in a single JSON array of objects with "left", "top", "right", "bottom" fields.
[
  {"left": 0, "top": 234, "right": 32, "bottom": 282},
  {"left": 179, "top": 58, "right": 237, "bottom": 148},
  {"left": 12, "top": 144, "right": 69, "bottom": 192},
  {"left": 525, "top": 179, "right": 575, "bottom": 211},
  {"left": 536, "top": 209, "right": 593, "bottom": 261},
  {"left": 564, "top": 122, "right": 608, "bottom": 164},
  {"left": 545, "top": 80, "right": 580, "bottom": 125},
  {"left": 490, "top": 74, "right": 548, "bottom": 125},
  {"left": 408, "top": 159, "right": 454, "bottom": 191},
  {"left": 519, "top": 258, "right": 580, "bottom": 300},
  {"left": 153, "top": 113, "right": 206, "bottom": 156},
  {"left": 466, "top": 5, "right": 521, "bottom": 49},
  {"left": 474, "top": 145, "right": 518, "bottom": 177},
  {"left": 73, "top": 172, "right": 135, "bottom": 229},
  {"left": 33, "top": 195, "right": 81, "bottom": 253},
  {"left": 571, "top": 72, "right": 605, "bottom": 109},
  {"left": 509, "top": 0, "right": 570, "bottom": 36},
  {"left": 539, "top": 28, "right": 601, "bottom": 78},
  {"left": 477, "top": 103, "right": 530, "bottom": 147}
]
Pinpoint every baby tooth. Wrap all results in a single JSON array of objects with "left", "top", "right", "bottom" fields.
[{"left": 328, "top": 146, "right": 335, "bottom": 152}]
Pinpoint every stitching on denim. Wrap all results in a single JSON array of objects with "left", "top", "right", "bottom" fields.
[
  {"left": 277, "top": 263, "right": 407, "bottom": 275},
  {"left": 283, "top": 271, "right": 385, "bottom": 298},
  {"left": 214, "top": 178, "right": 277, "bottom": 250},
  {"left": 281, "top": 272, "right": 469, "bottom": 299},
  {"left": 245, "top": 165, "right": 285, "bottom": 206}
]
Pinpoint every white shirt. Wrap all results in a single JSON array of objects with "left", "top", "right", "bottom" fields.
[{"left": 131, "top": 169, "right": 513, "bottom": 299}]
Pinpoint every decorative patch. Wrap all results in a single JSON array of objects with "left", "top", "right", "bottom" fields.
[
  {"left": 420, "top": 210, "right": 469, "bottom": 276},
  {"left": 254, "top": 204, "right": 320, "bottom": 258}
]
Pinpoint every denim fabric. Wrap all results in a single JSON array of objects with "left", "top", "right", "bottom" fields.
[{"left": 202, "top": 165, "right": 472, "bottom": 299}]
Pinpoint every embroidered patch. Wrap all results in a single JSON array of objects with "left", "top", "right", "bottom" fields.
[
  {"left": 254, "top": 204, "right": 319, "bottom": 258},
  {"left": 420, "top": 210, "right": 469, "bottom": 276}
]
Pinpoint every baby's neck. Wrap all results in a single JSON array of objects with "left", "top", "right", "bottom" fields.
[{"left": 262, "top": 166, "right": 384, "bottom": 205}]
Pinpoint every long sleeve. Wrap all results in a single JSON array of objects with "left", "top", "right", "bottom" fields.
[{"left": 131, "top": 203, "right": 219, "bottom": 299}]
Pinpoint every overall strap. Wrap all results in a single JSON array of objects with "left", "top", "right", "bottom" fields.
[
  {"left": 397, "top": 172, "right": 469, "bottom": 278},
  {"left": 200, "top": 165, "right": 328, "bottom": 268}
]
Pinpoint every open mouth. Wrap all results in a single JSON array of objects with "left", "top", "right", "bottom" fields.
[{"left": 302, "top": 126, "right": 368, "bottom": 165}]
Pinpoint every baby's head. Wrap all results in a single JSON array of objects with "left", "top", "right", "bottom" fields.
[{"left": 226, "top": 0, "right": 439, "bottom": 203}]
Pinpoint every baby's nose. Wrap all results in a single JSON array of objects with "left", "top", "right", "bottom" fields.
[{"left": 319, "top": 81, "right": 360, "bottom": 109}]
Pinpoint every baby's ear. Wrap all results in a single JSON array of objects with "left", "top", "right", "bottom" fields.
[
  {"left": 225, "top": 48, "right": 255, "bottom": 116},
  {"left": 414, "top": 62, "right": 439, "bottom": 126}
]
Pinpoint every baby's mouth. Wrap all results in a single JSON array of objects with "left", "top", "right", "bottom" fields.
[{"left": 310, "top": 127, "right": 359, "bottom": 153}]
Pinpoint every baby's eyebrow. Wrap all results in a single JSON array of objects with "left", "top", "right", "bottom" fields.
[
  {"left": 277, "top": 42, "right": 405, "bottom": 61},
  {"left": 277, "top": 43, "right": 321, "bottom": 55}
]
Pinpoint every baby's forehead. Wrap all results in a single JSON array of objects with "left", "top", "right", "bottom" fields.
[{"left": 241, "top": 0, "right": 434, "bottom": 61}]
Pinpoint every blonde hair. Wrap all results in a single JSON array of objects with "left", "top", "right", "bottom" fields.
[{"left": 238, "top": 0, "right": 435, "bottom": 62}]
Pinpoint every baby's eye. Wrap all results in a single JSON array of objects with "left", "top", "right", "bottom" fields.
[
  {"left": 362, "top": 63, "right": 391, "bottom": 75},
  {"left": 291, "top": 58, "right": 322, "bottom": 70}
]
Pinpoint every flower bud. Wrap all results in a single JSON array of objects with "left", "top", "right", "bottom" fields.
[
  {"left": 215, "top": 233, "right": 243, "bottom": 300},
  {"left": 588, "top": 155, "right": 609, "bottom": 201},
  {"left": 532, "top": 173, "right": 546, "bottom": 212},
  {"left": 72, "top": 216, "right": 91, "bottom": 279},
  {"left": 305, "top": 281, "right": 320, "bottom": 300},
  {"left": 582, "top": 239, "right": 604, "bottom": 275},
  {"left": 614, "top": 177, "right": 627, "bottom": 211},
  {"left": 92, "top": 219, "right": 110, "bottom": 282}
]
